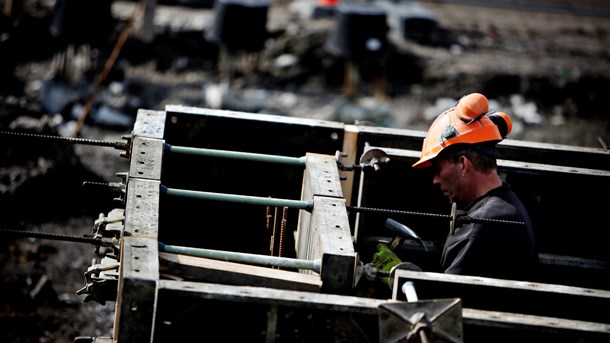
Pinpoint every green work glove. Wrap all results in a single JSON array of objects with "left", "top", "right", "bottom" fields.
[{"left": 372, "top": 243, "right": 402, "bottom": 286}]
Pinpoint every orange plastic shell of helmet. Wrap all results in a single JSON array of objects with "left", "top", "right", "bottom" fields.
[
  {"left": 412, "top": 94, "right": 510, "bottom": 169},
  {"left": 456, "top": 92, "right": 488, "bottom": 121}
]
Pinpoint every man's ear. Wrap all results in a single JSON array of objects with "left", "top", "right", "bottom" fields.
[{"left": 459, "top": 155, "right": 470, "bottom": 172}]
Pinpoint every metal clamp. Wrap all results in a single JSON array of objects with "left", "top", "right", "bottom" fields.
[
  {"left": 91, "top": 209, "right": 124, "bottom": 257},
  {"left": 76, "top": 259, "right": 120, "bottom": 305}
]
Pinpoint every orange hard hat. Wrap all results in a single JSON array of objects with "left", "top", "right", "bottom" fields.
[{"left": 412, "top": 93, "right": 512, "bottom": 168}]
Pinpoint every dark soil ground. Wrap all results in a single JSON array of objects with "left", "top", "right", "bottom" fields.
[{"left": 1, "top": 0, "right": 609, "bottom": 342}]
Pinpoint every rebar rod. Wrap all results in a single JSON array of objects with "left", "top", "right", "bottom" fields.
[
  {"left": 0, "top": 228, "right": 98, "bottom": 245},
  {"left": 0, "top": 130, "right": 126, "bottom": 150}
]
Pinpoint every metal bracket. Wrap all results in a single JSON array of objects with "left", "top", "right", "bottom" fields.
[
  {"left": 360, "top": 147, "right": 391, "bottom": 171},
  {"left": 335, "top": 150, "right": 355, "bottom": 171},
  {"left": 91, "top": 209, "right": 124, "bottom": 257},
  {"left": 378, "top": 298, "right": 463, "bottom": 343},
  {"left": 76, "top": 258, "right": 120, "bottom": 305},
  {"left": 110, "top": 172, "right": 128, "bottom": 205},
  {"left": 118, "top": 134, "right": 133, "bottom": 160}
]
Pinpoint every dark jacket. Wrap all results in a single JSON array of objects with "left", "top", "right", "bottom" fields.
[{"left": 440, "top": 183, "right": 538, "bottom": 281}]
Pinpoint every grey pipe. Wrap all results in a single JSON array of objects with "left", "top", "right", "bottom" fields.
[
  {"left": 166, "top": 144, "right": 307, "bottom": 166},
  {"left": 159, "top": 242, "right": 321, "bottom": 273},
  {"left": 161, "top": 186, "right": 314, "bottom": 212}
]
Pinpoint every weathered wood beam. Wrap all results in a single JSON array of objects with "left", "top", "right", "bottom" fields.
[
  {"left": 159, "top": 252, "right": 322, "bottom": 292},
  {"left": 392, "top": 269, "right": 610, "bottom": 325},
  {"left": 296, "top": 153, "right": 356, "bottom": 292}
]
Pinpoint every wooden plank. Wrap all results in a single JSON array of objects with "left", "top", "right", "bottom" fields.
[
  {"left": 362, "top": 146, "right": 610, "bottom": 178},
  {"left": 296, "top": 153, "right": 356, "bottom": 291},
  {"left": 115, "top": 236, "right": 159, "bottom": 343},
  {"left": 539, "top": 253, "right": 609, "bottom": 271},
  {"left": 353, "top": 124, "right": 610, "bottom": 170},
  {"left": 340, "top": 125, "right": 360, "bottom": 205},
  {"left": 463, "top": 308, "right": 610, "bottom": 335},
  {"left": 151, "top": 280, "right": 609, "bottom": 340},
  {"left": 497, "top": 138, "right": 610, "bottom": 171},
  {"left": 128, "top": 137, "right": 164, "bottom": 181},
  {"left": 296, "top": 196, "right": 355, "bottom": 291},
  {"left": 133, "top": 109, "right": 165, "bottom": 139},
  {"left": 156, "top": 280, "right": 385, "bottom": 314},
  {"left": 159, "top": 252, "right": 322, "bottom": 292},
  {"left": 116, "top": 145, "right": 162, "bottom": 342},
  {"left": 124, "top": 178, "right": 160, "bottom": 238},
  {"left": 392, "top": 270, "right": 610, "bottom": 324},
  {"left": 302, "top": 153, "right": 344, "bottom": 198},
  {"left": 165, "top": 105, "right": 346, "bottom": 130}
]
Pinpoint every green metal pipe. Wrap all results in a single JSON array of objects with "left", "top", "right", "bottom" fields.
[
  {"left": 159, "top": 242, "right": 321, "bottom": 273},
  {"left": 166, "top": 144, "right": 307, "bottom": 166},
  {"left": 161, "top": 186, "right": 314, "bottom": 212}
]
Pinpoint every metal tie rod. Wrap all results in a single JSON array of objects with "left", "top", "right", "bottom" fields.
[
  {"left": 166, "top": 144, "right": 307, "bottom": 166},
  {"left": 1, "top": 131, "right": 308, "bottom": 166},
  {"left": 159, "top": 242, "right": 322, "bottom": 273},
  {"left": 161, "top": 186, "right": 314, "bottom": 212}
]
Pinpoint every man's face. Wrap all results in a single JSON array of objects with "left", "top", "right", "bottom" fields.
[{"left": 431, "top": 156, "right": 464, "bottom": 205}]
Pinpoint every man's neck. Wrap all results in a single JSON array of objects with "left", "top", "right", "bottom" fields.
[
  {"left": 465, "top": 170, "right": 503, "bottom": 205},
  {"left": 475, "top": 170, "right": 502, "bottom": 199}
]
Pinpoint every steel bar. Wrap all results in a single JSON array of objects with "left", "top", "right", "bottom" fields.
[
  {"left": 0, "top": 228, "right": 99, "bottom": 245},
  {"left": 0, "top": 130, "right": 127, "bottom": 150},
  {"left": 159, "top": 243, "right": 322, "bottom": 273},
  {"left": 347, "top": 206, "right": 524, "bottom": 226},
  {"left": 161, "top": 186, "right": 314, "bottom": 212},
  {"left": 166, "top": 144, "right": 307, "bottom": 166}
]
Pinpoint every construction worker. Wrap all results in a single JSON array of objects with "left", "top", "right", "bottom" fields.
[{"left": 412, "top": 93, "right": 538, "bottom": 281}]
